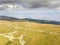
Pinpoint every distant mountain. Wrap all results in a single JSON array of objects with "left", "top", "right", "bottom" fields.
[
  {"left": 23, "top": 18, "right": 60, "bottom": 25},
  {"left": 0, "top": 16, "right": 20, "bottom": 21},
  {"left": 0, "top": 16, "right": 60, "bottom": 25}
]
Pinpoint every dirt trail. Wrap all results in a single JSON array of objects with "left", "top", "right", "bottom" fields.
[
  {"left": 19, "top": 34, "right": 26, "bottom": 45},
  {"left": 0, "top": 31, "right": 17, "bottom": 41}
]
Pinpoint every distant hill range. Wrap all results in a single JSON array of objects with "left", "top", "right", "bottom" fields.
[
  {"left": 0, "top": 16, "right": 60, "bottom": 25},
  {"left": 0, "top": 16, "right": 20, "bottom": 20}
]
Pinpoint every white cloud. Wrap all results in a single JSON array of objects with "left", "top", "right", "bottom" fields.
[
  {"left": 0, "top": 4, "right": 26, "bottom": 10},
  {"left": 54, "top": 7, "right": 60, "bottom": 10}
]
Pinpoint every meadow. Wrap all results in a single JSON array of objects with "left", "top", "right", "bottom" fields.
[{"left": 0, "top": 20, "right": 60, "bottom": 45}]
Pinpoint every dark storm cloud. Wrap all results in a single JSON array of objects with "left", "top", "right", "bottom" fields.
[
  {"left": 0, "top": 0, "right": 50, "bottom": 8},
  {"left": 0, "top": 0, "right": 60, "bottom": 10}
]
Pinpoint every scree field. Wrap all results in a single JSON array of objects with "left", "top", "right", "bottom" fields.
[{"left": 0, "top": 20, "right": 60, "bottom": 45}]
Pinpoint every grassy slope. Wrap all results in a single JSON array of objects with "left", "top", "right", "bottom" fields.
[{"left": 0, "top": 20, "right": 60, "bottom": 45}]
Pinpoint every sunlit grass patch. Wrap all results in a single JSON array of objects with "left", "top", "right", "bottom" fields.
[{"left": 0, "top": 20, "right": 60, "bottom": 45}]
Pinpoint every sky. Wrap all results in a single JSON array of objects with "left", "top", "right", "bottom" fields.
[{"left": 0, "top": 0, "right": 60, "bottom": 21}]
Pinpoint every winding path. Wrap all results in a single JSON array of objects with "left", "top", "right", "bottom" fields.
[{"left": 19, "top": 34, "right": 26, "bottom": 45}]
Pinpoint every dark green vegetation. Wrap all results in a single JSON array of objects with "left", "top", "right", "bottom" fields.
[{"left": 0, "top": 16, "right": 60, "bottom": 25}]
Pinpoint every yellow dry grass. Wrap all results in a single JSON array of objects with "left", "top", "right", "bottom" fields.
[{"left": 0, "top": 20, "right": 60, "bottom": 45}]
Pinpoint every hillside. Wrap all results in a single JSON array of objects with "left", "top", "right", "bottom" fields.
[
  {"left": 0, "top": 16, "right": 60, "bottom": 25},
  {"left": 0, "top": 20, "right": 60, "bottom": 45}
]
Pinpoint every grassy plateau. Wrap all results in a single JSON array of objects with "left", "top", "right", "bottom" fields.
[{"left": 0, "top": 20, "right": 60, "bottom": 45}]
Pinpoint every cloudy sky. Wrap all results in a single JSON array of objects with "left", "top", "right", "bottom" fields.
[
  {"left": 0, "top": 0, "right": 60, "bottom": 10},
  {"left": 0, "top": 0, "right": 60, "bottom": 21}
]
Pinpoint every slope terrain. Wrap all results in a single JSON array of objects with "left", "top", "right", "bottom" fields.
[{"left": 0, "top": 20, "right": 60, "bottom": 45}]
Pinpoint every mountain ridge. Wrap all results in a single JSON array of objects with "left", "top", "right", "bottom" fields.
[{"left": 0, "top": 16, "right": 60, "bottom": 25}]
